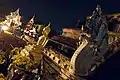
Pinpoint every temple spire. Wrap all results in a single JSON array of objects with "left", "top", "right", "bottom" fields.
[
  {"left": 26, "top": 15, "right": 35, "bottom": 29},
  {"left": 29, "top": 15, "right": 35, "bottom": 24},
  {"left": 11, "top": 8, "right": 20, "bottom": 16},
  {"left": 16, "top": 8, "right": 20, "bottom": 15},
  {"left": 81, "top": 25, "right": 84, "bottom": 31}
]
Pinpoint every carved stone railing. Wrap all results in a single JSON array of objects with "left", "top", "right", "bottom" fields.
[
  {"left": 41, "top": 31, "right": 120, "bottom": 79},
  {"left": 43, "top": 48, "right": 75, "bottom": 79},
  {"left": 108, "top": 32, "right": 120, "bottom": 44}
]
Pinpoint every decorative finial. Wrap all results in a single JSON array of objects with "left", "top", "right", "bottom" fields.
[
  {"left": 14, "top": 8, "right": 20, "bottom": 16},
  {"left": 42, "top": 23, "right": 51, "bottom": 36},
  {"left": 28, "top": 15, "right": 35, "bottom": 25},
  {"left": 81, "top": 25, "right": 84, "bottom": 31},
  {"left": 33, "top": 14, "right": 35, "bottom": 19},
  {"left": 76, "top": 20, "right": 81, "bottom": 27},
  {"left": 16, "top": 8, "right": 20, "bottom": 14}
]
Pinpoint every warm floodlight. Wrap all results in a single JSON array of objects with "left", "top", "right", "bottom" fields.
[{"left": 1, "top": 25, "right": 9, "bottom": 31}]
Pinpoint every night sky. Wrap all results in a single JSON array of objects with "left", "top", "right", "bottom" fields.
[{"left": 0, "top": 0, "right": 120, "bottom": 30}]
